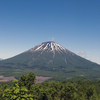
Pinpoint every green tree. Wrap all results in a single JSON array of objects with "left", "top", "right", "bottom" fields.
[
  {"left": 2, "top": 80, "right": 33, "bottom": 100},
  {"left": 86, "top": 86, "right": 99, "bottom": 100},
  {"left": 18, "top": 72, "right": 36, "bottom": 90},
  {"left": 61, "top": 82, "right": 79, "bottom": 100},
  {"left": 0, "top": 84, "right": 4, "bottom": 100}
]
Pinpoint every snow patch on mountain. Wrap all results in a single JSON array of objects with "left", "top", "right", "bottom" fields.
[{"left": 26, "top": 41, "right": 74, "bottom": 57}]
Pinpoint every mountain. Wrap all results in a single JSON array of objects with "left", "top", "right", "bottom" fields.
[{"left": 0, "top": 41, "right": 100, "bottom": 80}]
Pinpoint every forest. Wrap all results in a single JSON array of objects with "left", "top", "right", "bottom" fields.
[{"left": 0, "top": 72, "right": 100, "bottom": 100}]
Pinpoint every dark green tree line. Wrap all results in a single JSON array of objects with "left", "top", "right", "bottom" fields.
[{"left": 0, "top": 72, "right": 100, "bottom": 100}]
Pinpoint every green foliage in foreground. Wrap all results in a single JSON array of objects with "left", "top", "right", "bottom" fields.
[{"left": 0, "top": 72, "right": 100, "bottom": 100}]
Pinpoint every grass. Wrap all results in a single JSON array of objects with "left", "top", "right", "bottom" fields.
[{"left": 0, "top": 66, "right": 100, "bottom": 81}]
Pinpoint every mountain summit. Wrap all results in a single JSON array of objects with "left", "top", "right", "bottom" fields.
[
  {"left": 27, "top": 41, "right": 67, "bottom": 53},
  {"left": 26, "top": 41, "right": 74, "bottom": 58}
]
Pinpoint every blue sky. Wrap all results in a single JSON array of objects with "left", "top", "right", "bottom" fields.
[{"left": 0, "top": 0, "right": 100, "bottom": 64}]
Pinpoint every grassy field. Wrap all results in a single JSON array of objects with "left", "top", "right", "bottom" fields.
[{"left": 0, "top": 67, "right": 100, "bottom": 81}]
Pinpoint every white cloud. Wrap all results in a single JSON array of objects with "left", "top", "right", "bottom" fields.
[
  {"left": 79, "top": 50, "right": 86, "bottom": 58},
  {"left": 49, "top": 37, "right": 55, "bottom": 41},
  {"left": 51, "top": 37, "right": 55, "bottom": 41},
  {"left": 80, "top": 50, "right": 84, "bottom": 54}
]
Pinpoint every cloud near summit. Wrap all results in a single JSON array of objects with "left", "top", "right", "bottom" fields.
[
  {"left": 79, "top": 50, "right": 86, "bottom": 58},
  {"left": 49, "top": 37, "right": 55, "bottom": 41}
]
